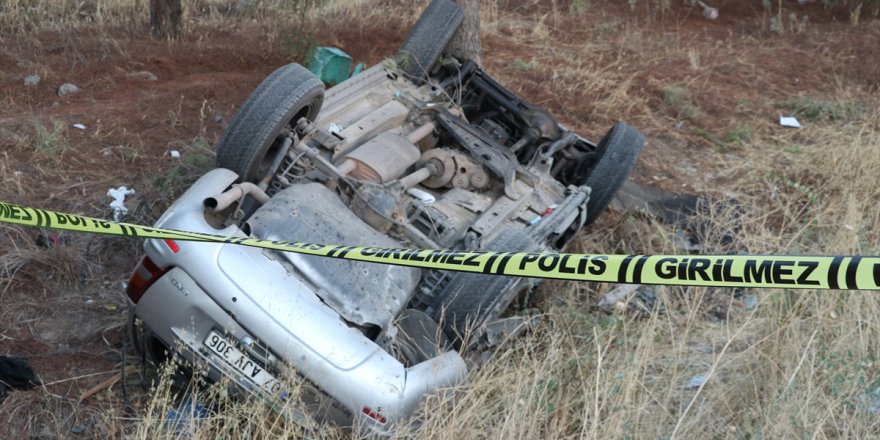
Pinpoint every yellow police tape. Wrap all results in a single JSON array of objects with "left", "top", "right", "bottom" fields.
[{"left": 1, "top": 200, "right": 878, "bottom": 290}]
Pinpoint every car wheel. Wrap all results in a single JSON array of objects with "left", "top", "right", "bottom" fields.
[
  {"left": 567, "top": 122, "right": 645, "bottom": 225},
  {"left": 216, "top": 63, "right": 324, "bottom": 183},
  {"left": 397, "top": 0, "right": 465, "bottom": 82},
  {"left": 127, "top": 310, "right": 170, "bottom": 366},
  {"left": 428, "top": 229, "right": 540, "bottom": 348}
]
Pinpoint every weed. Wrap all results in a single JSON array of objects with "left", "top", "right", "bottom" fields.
[
  {"left": 117, "top": 145, "right": 140, "bottom": 165},
  {"left": 825, "top": 0, "right": 880, "bottom": 19},
  {"left": 594, "top": 19, "right": 622, "bottom": 34},
  {"left": 764, "top": 171, "right": 822, "bottom": 208},
  {"left": 183, "top": 137, "right": 214, "bottom": 169},
  {"left": 781, "top": 178, "right": 820, "bottom": 206},
  {"left": 693, "top": 127, "right": 726, "bottom": 149},
  {"left": 776, "top": 97, "right": 867, "bottom": 123},
  {"left": 271, "top": 0, "right": 324, "bottom": 63},
  {"left": 33, "top": 120, "right": 68, "bottom": 156},
  {"left": 166, "top": 109, "right": 184, "bottom": 128},
  {"left": 725, "top": 125, "right": 753, "bottom": 145},
  {"left": 152, "top": 165, "right": 185, "bottom": 199},
  {"left": 152, "top": 137, "right": 214, "bottom": 198},
  {"left": 571, "top": 0, "right": 590, "bottom": 13},
  {"left": 661, "top": 85, "right": 699, "bottom": 119},
  {"left": 280, "top": 30, "right": 317, "bottom": 64},
  {"left": 507, "top": 58, "right": 537, "bottom": 71}
]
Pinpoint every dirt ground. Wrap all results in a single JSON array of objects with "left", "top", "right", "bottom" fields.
[{"left": 1, "top": 0, "right": 878, "bottom": 436}]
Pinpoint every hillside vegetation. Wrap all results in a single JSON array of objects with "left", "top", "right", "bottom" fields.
[{"left": 1, "top": 1, "right": 878, "bottom": 438}]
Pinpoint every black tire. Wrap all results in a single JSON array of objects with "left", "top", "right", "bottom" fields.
[
  {"left": 568, "top": 122, "right": 645, "bottom": 225},
  {"left": 397, "top": 0, "right": 464, "bottom": 82},
  {"left": 428, "top": 229, "right": 540, "bottom": 347},
  {"left": 216, "top": 63, "right": 324, "bottom": 183},
  {"left": 127, "top": 310, "right": 169, "bottom": 366}
]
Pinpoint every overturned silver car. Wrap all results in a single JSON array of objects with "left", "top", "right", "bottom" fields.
[{"left": 125, "top": 0, "right": 644, "bottom": 433}]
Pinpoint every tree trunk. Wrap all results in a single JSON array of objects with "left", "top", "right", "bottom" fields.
[
  {"left": 448, "top": 0, "right": 482, "bottom": 66},
  {"left": 150, "top": 0, "right": 182, "bottom": 39}
]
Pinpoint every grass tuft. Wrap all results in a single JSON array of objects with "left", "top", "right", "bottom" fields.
[
  {"left": 776, "top": 97, "right": 869, "bottom": 123},
  {"left": 33, "top": 120, "right": 68, "bottom": 156}
]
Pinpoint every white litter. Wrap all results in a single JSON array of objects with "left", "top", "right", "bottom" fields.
[
  {"left": 107, "top": 186, "right": 136, "bottom": 221},
  {"left": 780, "top": 116, "right": 802, "bottom": 128},
  {"left": 698, "top": 1, "right": 719, "bottom": 20},
  {"left": 170, "top": 150, "right": 181, "bottom": 158},
  {"left": 72, "top": 123, "right": 86, "bottom": 130},
  {"left": 685, "top": 374, "right": 709, "bottom": 389}
]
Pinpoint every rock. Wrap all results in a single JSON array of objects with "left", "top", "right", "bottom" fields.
[
  {"left": 611, "top": 181, "right": 706, "bottom": 225},
  {"left": 0, "top": 356, "right": 39, "bottom": 402},
  {"left": 45, "top": 43, "right": 66, "bottom": 54},
  {"left": 77, "top": 1, "right": 97, "bottom": 19},
  {"left": 599, "top": 284, "right": 666, "bottom": 316},
  {"left": 126, "top": 71, "right": 158, "bottom": 81},
  {"left": 23, "top": 74, "right": 40, "bottom": 87},
  {"left": 35, "top": 233, "right": 70, "bottom": 248},
  {"left": 861, "top": 386, "right": 880, "bottom": 414},
  {"left": 685, "top": 374, "right": 709, "bottom": 389},
  {"left": 699, "top": 1, "right": 719, "bottom": 20},
  {"left": 744, "top": 295, "right": 758, "bottom": 310},
  {"left": 672, "top": 229, "right": 703, "bottom": 252},
  {"left": 611, "top": 180, "right": 742, "bottom": 250},
  {"left": 598, "top": 284, "right": 641, "bottom": 312},
  {"left": 236, "top": 0, "right": 257, "bottom": 11},
  {"left": 58, "top": 83, "right": 80, "bottom": 96},
  {"left": 0, "top": 118, "right": 29, "bottom": 145},
  {"left": 769, "top": 17, "right": 780, "bottom": 33},
  {"left": 483, "top": 316, "right": 539, "bottom": 348}
]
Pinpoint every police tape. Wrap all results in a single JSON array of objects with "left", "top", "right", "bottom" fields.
[{"left": 1, "top": 200, "right": 878, "bottom": 290}]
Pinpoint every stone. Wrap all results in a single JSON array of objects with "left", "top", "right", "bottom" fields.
[
  {"left": 23, "top": 74, "right": 40, "bottom": 87},
  {"left": 126, "top": 71, "right": 158, "bottom": 81},
  {"left": 58, "top": 83, "right": 80, "bottom": 96},
  {"left": 685, "top": 374, "right": 709, "bottom": 389}
]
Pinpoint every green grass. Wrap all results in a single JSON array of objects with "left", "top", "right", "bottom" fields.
[
  {"left": 662, "top": 85, "right": 699, "bottom": 120},
  {"left": 725, "top": 125, "right": 753, "bottom": 146},
  {"left": 151, "top": 137, "right": 214, "bottom": 198},
  {"left": 776, "top": 97, "right": 868, "bottom": 123},
  {"left": 33, "top": 120, "right": 68, "bottom": 156},
  {"left": 506, "top": 58, "right": 537, "bottom": 71}
]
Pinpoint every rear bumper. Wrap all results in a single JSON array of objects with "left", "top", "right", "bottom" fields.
[{"left": 137, "top": 265, "right": 467, "bottom": 431}]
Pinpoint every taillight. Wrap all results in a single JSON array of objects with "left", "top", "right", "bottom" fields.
[
  {"left": 362, "top": 407, "right": 387, "bottom": 424},
  {"left": 164, "top": 238, "right": 180, "bottom": 253},
  {"left": 126, "top": 255, "right": 168, "bottom": 304}
]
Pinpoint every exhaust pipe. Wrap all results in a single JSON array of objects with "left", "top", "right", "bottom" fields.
[{"left": 203, "top": 182, "right": 270, "bottom": 212}]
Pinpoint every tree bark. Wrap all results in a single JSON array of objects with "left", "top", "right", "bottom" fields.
[
  {"left": 448, "top": 0, "right": 482, "bottom": 66},
  {"left": 150, "top": 0, "right": 182, "bottom": 39}
]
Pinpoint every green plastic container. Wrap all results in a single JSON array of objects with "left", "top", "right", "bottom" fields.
[{"left": 308, "top": 47, "right": 352, "bottom": 86}]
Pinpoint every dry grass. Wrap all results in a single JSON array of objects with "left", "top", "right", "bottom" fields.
[
  {"left": 2, "top": 1, "right": 880, "bottom": 439},
  {"left": 0, "top": 0, "right": 371, "bottom": 33}
]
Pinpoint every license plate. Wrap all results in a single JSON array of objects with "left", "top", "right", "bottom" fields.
[{"left": 204, "top": 331, "right": 280, "bottom": 394}]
